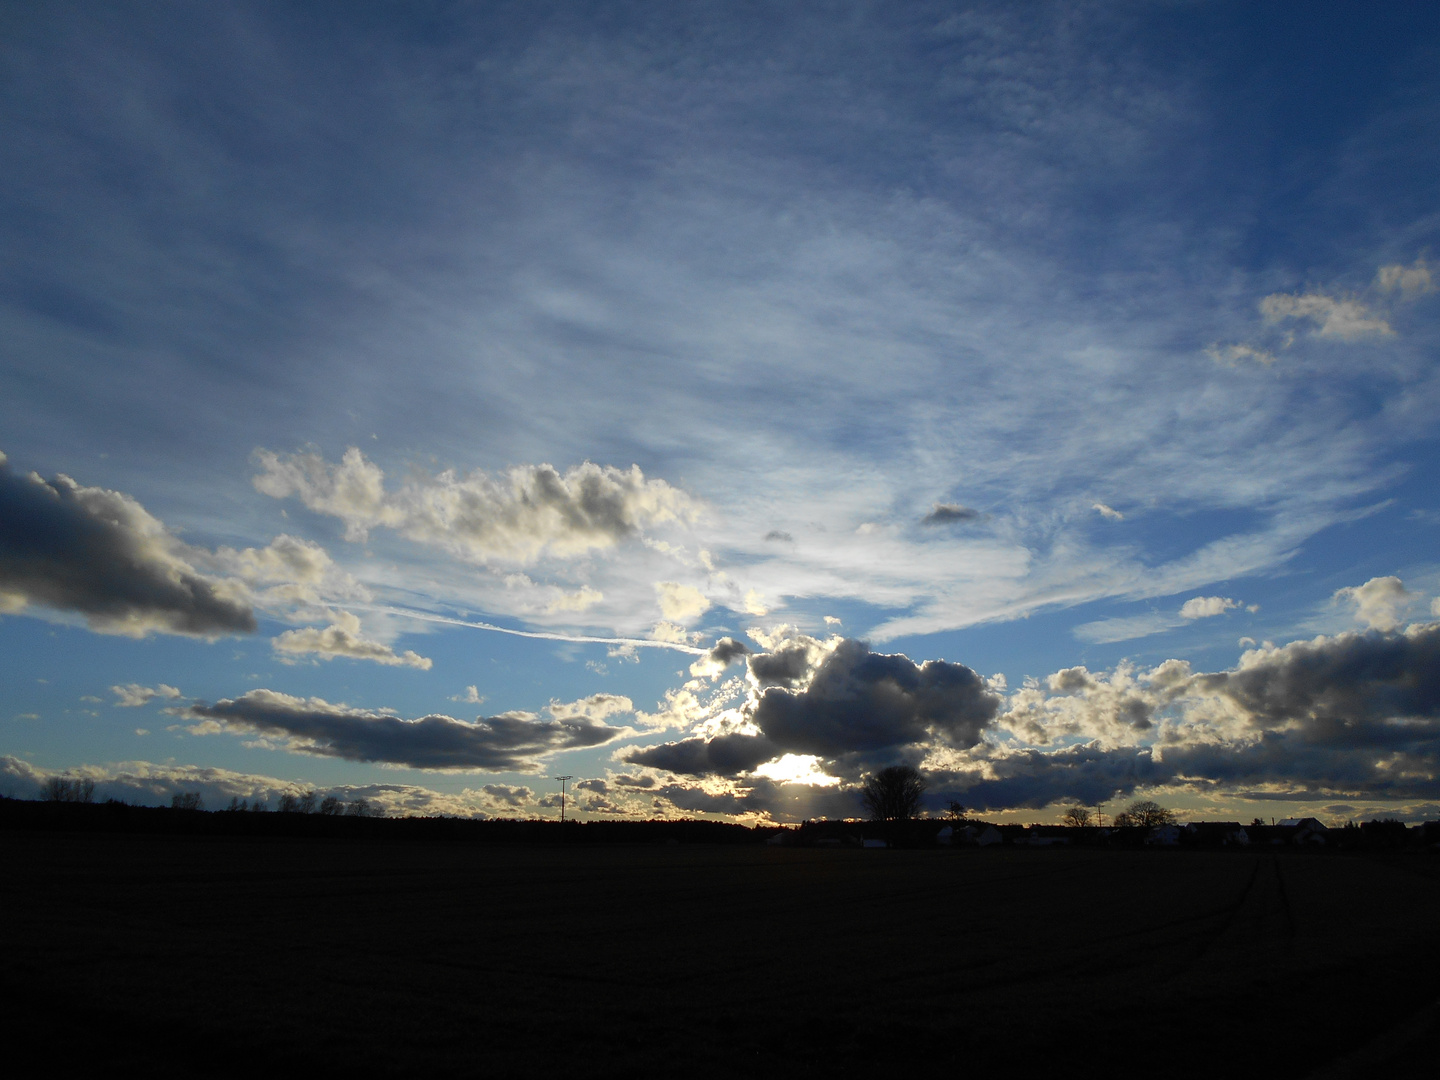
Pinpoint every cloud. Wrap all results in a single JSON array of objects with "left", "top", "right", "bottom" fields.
[
  {"left": 547, "top": 585, "right": 603, "bottom": 613},
  {"left": 1193, "top": 625, "right": 1440, "bottom": 738},
  {"left": 741, "top": 589, "right": 768, "bottom": 617},
  {"left": 655, "top": 581, "right": 710, "bottom": 622},
  {"left": 1206, "top": 343, "right": 1277, "bottom": 366},
  {"left": 480, "top": 784, "right": 533, "bottom": 808},
  {"left": 545, "top": 693, "right": 632, "bottom": 723},
  {"left": 1259, "top": 291, "right": 1392, "bottom": 340},
  {"left": 253, "top": 447, "right": 698, "bottom": 564},
  {"left": 689, "top": 637, "right": 751, "bottom": 680},
  {"left": 272, "top": 610, "right": 433, "bottom": 669},
  {"left": 751, "top": 639, "right": 1000, "bottom": 762},
  {"left": 649, "top": 620, "right": 697, "bottom": 645},
  {"left": 1375, "top": 258, "right": 1434, "bottom": 301},
  {"left": 181, "top": 689, "right": 632, "bottom": 771},
  {"left": 1334, "top": 575, "right": 1411, "bottom": 631},
  {"left": 1076, "top": 595, "right": 1242, "bottom": 642},
  {"left": 628, "top": 623, "right": 1440, "bottom": 814},
  {"left": 451, "top": 685, "right": 485, "bottom": 704},
  {"left": 624, "top": 732, "right": 781, "bottom": 777},
  {"left": 0, "top": 457, "right": 255, "bottom": 637},
  {"left": 0, "top": 754, "right": 540, "bottom": 818},
  {"left": 112, "top": 683, "right": 183, "bottom": 708},
  {"left": 1092, "top": 503, "right": 1125, "bottom": 520},
  {"left": 921, "top": 503, "right": 981, "bottom": 525},
  {"left": 626, "top": 637, "right": 1001, "bottom": 777},
  {"left": 1179, "top": 596, "right": 1239, "bottom": 619},
  {"left": 633, "top": 685, "right": 726, "bottom": 730},
  {"left": 213, "top": 534, "right": 333, "bottom": 586},
  {"left": 764, "top": 530, "right": 793, "bottom": 543},
  {"left": 980, "top": 624, "right": 1440, "bottom": 809},
  {"left": 207, "top": 534, "right": 367, "bottom": 612},
  {"left": 1001, "top": 661, "right": 1188, "bottom": 745},
  {"left": 1072, "top": 612, "right": 1178, "bottom": 644}
]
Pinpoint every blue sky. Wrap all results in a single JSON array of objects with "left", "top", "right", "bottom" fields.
[{"left": 3, "top": 1, "right": 1439, "bottom": 823}]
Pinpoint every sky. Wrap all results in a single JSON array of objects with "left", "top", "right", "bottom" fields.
[{"left": 3, "top": 1, "right": 1439, "bottom": 825}]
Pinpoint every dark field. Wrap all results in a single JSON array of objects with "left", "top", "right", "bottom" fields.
[{"left": 5, "top": 832, "right": 1439, "bottom": 1077}]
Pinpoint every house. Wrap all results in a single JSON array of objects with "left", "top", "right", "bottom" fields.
[
  {"left": 1145, "top": 824, "right": 1181, "bottom": 846},
  {"left": 975, "top": 825, "right": 1003, "bottom": 847},
  {"left": 1026, "top": 825, "right": 1070, "bottom": 846},
  {"left": 1279, "top": 817, "right": 1329, "bottom": 844},
  {"left": 1184, "top": 821, "right": 1249, "bottom": 847}
]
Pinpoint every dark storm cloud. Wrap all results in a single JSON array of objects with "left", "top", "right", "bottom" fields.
[
  {"left": 0, "top": 457, "right": 255, "bottom": 636},
  {"left": 623, "top": 732, "right": 780, "bottom": 777},
  {"left": 747, "top": 638, "right": 825, "bottom": 689},
  {"left": 184, "top": 690, "right": 628, "bottom": 772},
  {"left": 930, "top": 745, "right": 1171, "bottom": 812},
  {"left": 612, "top": 774, "right": 656, "bottom": 789},
  {"left": 1159, "top": 736, "right": 1440, "bottom": 801},
  {"left": 763, "top": 530, "right": 793, "bottom": 542},
  {"left": 647, "top": 777, "right": 864, "bottom": 820},
  {"left": 1194, "top": 625, "right": 1440, "bottom": 737},
  {"left": 630, "top": 639, "right": 1000, "bottom": 779},
  {"left": 752, "top": 639, "right": 1000, "bottom": 758},
  {"left": 655, "top": 783, "right": 757, "bottom": 816},
  {"left": 920, "top": 503, "right": 981, "bottom": 525},
  {"left": 481, "top": 784, "right": 533, "bottom": 807},
  {"left": 689, "top": 636, "right": 751, "bottom": 678}
]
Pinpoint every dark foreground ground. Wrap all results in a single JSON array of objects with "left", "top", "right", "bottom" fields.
[{"left": 4, "top": 832, "right": 1439, "bottom": 1077}]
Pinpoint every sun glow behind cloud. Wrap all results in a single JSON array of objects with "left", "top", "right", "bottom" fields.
[{"left": 751, "top": 754, "right": 841, "bottom": 788}]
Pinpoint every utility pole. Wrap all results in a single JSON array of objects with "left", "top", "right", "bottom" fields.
[{"left": 553, "top": 775, "right": 573, "bottom": 825}]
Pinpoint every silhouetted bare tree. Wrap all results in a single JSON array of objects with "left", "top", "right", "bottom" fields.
[
  {"left": 319, "top": 795, "right": 342, "bottom": 815},
  {"left": 861, "top": 765, "right": 926, "bottom": 823},
  {"left": 41, "top": 777, "right": 95, "bottom": 803},
  {"left": 1113, "top": 800, "right": 1174, "bottom": 828},
  {"left": 171, "top": 792, "right": 203, "bottom": 811},
  {"left": 1062, "top": 805, "right": 1092, "bottom": 828}
]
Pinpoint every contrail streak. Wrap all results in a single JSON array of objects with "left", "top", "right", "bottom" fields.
[{"left": 361, "top": 605, "right": 708, "bottom": 655}]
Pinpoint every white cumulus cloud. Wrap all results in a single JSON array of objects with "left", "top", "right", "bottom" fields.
[
  {"left": 253, "top": 447, "right": 699, "bottom": 564},
  {"left": 1179, "top": 596, "right": 1240, "bottom": 619},
  {"left": 272, "top": 611, "right": 433, "bottom": 669},
  {"left": 112, "top": 683, "right": 183, "bottom": 707},
  {"left": 1334, "top": 575, "right": 1411, "bottom": 631},
  {"left": 655, "top": 581, "right": 710, "bottom": 622}
]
